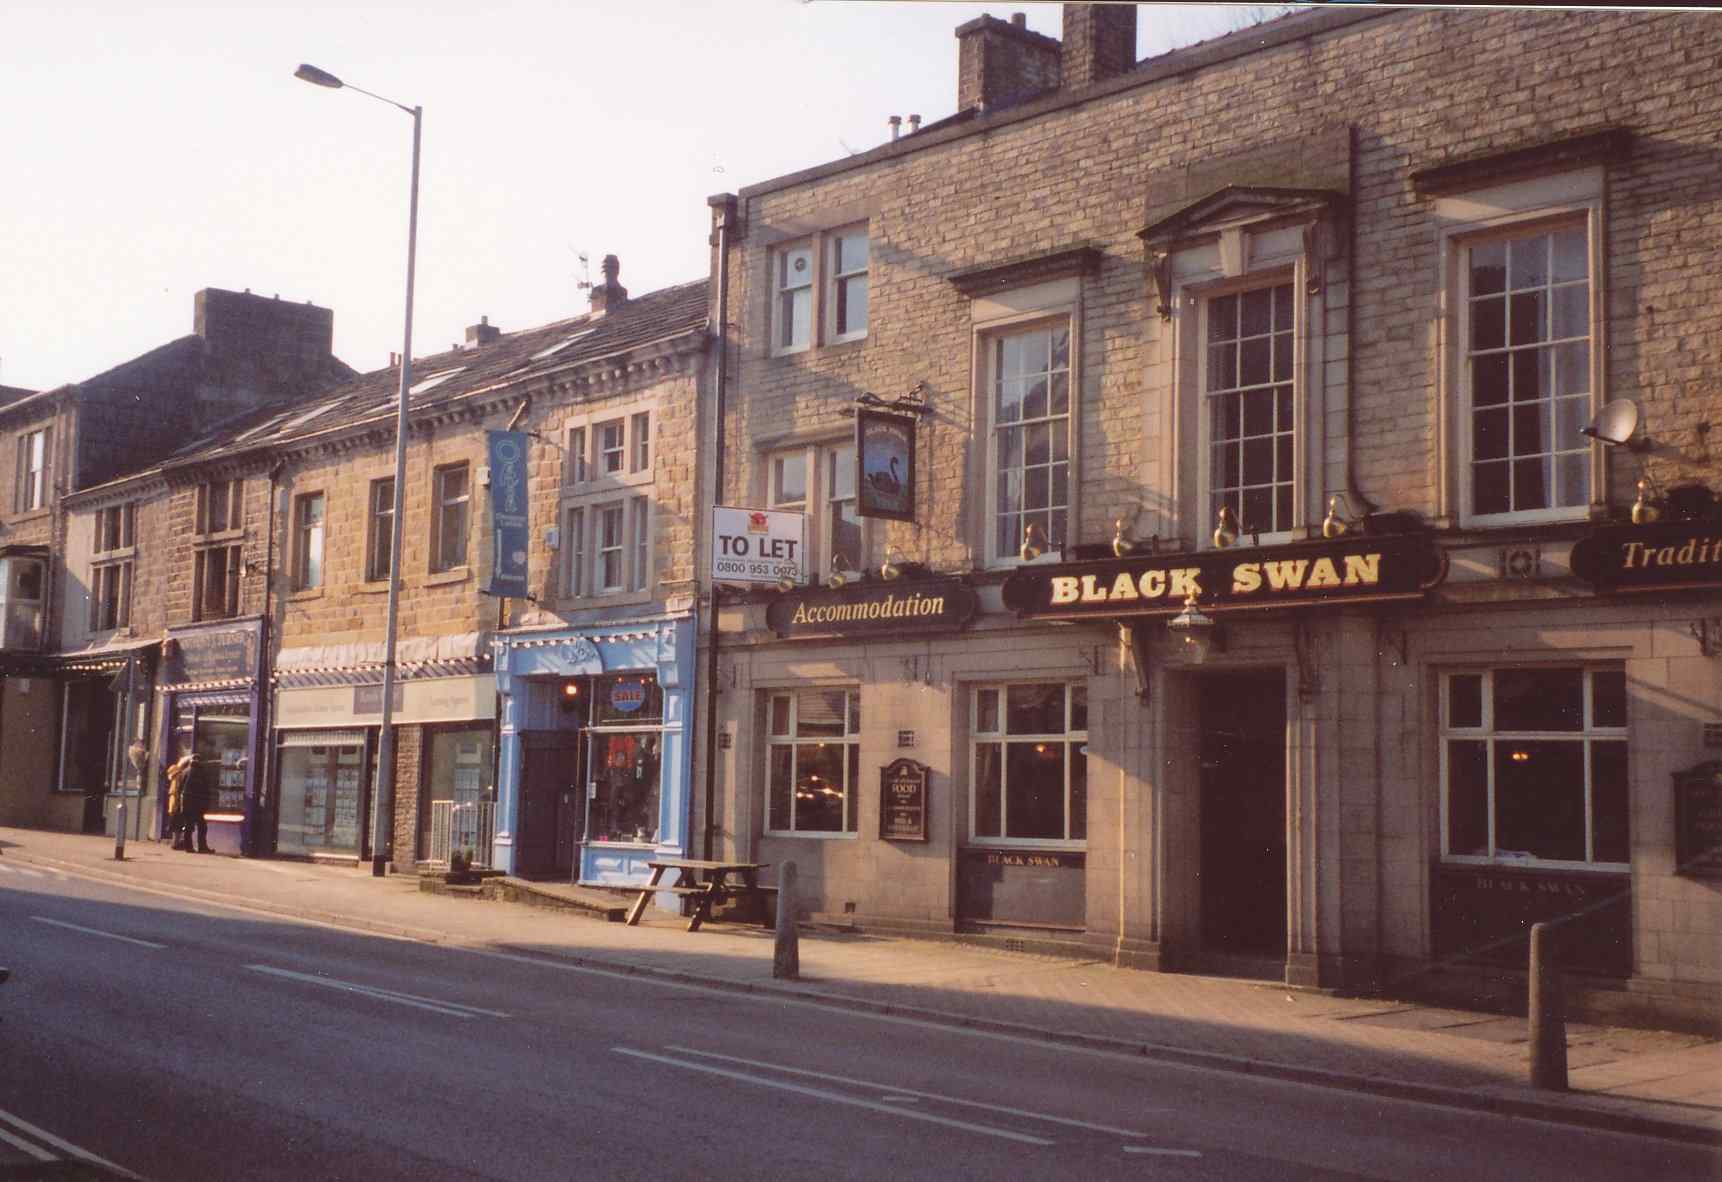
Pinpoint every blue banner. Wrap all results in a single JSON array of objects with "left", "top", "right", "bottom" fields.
[{"left": 484, "top": 430, "right": 530, "bottom": 598}]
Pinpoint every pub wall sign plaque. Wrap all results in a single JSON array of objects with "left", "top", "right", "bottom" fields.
[
  {"left": 1570, "top": 522, "right": 1722, "bottom": 593},
  {"left": 879, "top": 758, "right": 930, "bottom": 842}
]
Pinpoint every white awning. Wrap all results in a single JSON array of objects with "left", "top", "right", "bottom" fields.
[{"left": 276, "top": 631, "right": 489, "bottom": 672}]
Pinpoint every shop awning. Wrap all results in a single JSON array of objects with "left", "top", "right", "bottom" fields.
[{"left": 276, "top": 631, "right": 490, "bottom": 674}]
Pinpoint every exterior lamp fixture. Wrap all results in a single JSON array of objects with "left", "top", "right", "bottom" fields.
[
  {"left": 1019, "top": 522, "right": 1047, "bottom": 563},
  {"left": 1113, "top": 516, "right": 1134, "bottom": 558},
  {"left": 1212, "top": 505, "right": 1240, "bottom": 549},
  {"left": 1167, "top": 591, "right": 1224, "bottom": 664},
  {"left": 775, "top": 573, "right": 797, "bottom": 593},
  {"left": 827, "top": 552, "right": 854, "bottom": 590},
  {"left": 296, "top": 61, "right": 421, "bottom": 878},
  {"left": 1321, "top": 496, "right": 1356, "bottom": 539},
  {"left": 880, "top": 547, "right": 903, "bottom": 581},
  {"left": 1631, "top": 478, "right": 1662, "bottom": 525}
]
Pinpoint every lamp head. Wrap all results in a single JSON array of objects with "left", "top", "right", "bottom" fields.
[
  {"left": 1631, "top": 478, "right": 1662, "bottom": 526},
  {"left": 1322, "top": 496, "right": 1349, "bottom": 539},
  {"left": 1112, "top": 516, "right": 1133, "bottom": 558},
  {"left": 775, "top": 573, "right": 797, "bottom": 593},
  {"left": 1019, "top": 522, "right": 1046, "bottom": 563},
  {"left": 1166, "top": 591, "right": 1222, "bottom": 664},
  {"left": 880, "top": 548, "right": 902, "bottom": 582},
  {"left": 294, "top": 63, "right": 344, "bottom": 89}
]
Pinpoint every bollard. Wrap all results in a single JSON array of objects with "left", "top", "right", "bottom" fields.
[
  {"left": 113, "top": 800, "right": 127, "bottom": 862},
  {"left": 773, "top": 861, "right": 800, "bottom": 980},
  {"left": 1528, "top": 921, "right": 1568, "bottom": 1091}
]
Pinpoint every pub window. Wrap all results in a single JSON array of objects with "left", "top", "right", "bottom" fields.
[
  {"left": 1203, "top": 282, "right": 1296, "bottom": 541},
  {"left": 984, "top": 320, "right": 1071, "bottom": 565},
  {"left": 1441, "top": 667, "right": 1628, "bottom": 868},
  {"left": 766, "top": 441, "right": 869, "bottom": 578},
  {"left": 970, "top": 682, "right": 1087, "bottom": 846},
  {"left": 766, "top": 688, "right": 861, "bottom": 836}
]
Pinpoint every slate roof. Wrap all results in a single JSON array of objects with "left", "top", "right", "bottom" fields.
[{"left": 162, "top": 278, "right": 709, "bottom": 470}]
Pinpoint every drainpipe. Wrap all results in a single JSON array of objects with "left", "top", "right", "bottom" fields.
[
  {"left": 701, "top": 193, "right": 737, "bottom": 861},
  {"left": 1344, "top": 124, "right": 1377, "bottom": 520},
  {"left": 252, "top": 459, "right": 285, "bottom": 857}
]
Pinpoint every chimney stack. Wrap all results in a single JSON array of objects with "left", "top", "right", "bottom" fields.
[
  {"left": 954, "top": 12, "right": 1060, "bottom": 114},
  {"left": 889, "top": 114, "right": 902, "bottom": 141},
  {"left": 588, "top": 254, "right": 628, "bottom": 318},
  {"left": 465, "top": 315, "right": 501, "bottom": 349},
  {"left": 1061, "top": 3, "right": 1137, "bottom": 92}
]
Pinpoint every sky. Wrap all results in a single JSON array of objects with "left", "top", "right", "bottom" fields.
[{"left": 1, "top": 1, "right": 1274, "bottom": 393}]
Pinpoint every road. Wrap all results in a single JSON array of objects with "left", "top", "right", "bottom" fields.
[{"left": 0, "top": 867, "right": 1716, "bottom": 1181}]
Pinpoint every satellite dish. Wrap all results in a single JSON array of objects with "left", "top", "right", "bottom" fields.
[{"left": 1580, "top": 398, "right": 1649, "bottom": 451}]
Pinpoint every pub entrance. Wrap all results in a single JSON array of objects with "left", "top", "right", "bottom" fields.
[{"left": 1195, "top": 671, "right": 1287, "bottom": 976}]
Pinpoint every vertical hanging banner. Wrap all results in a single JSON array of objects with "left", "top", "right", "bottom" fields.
[
  {"left": 484, "top": 430, "right": 530, "bottom": 598},
  {"left": 855, "top": 408, "right": 916, "bottom": 522}
]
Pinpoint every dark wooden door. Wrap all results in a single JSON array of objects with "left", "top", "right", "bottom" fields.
[
  {"left": 1198, "top": 673, "right": 1287, "bottom": 954},
  {"left": 518, "top": 734, "right": 581, "bottom": 878}
]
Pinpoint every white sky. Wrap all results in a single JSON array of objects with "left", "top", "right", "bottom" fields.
[{"left": 1, "top": 1, "right": 1266, "bottom": 392}]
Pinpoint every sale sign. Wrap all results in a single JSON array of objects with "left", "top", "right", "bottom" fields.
[{"left": 710, "top": 505, "right": 806, "bottom": 585}]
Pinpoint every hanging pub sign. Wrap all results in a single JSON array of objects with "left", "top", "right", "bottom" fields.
[
  {"left": 879, "top": 758, "right": 930, "bottom": 842},
  {"left": 1001, "top": 533, "right": 1443, "bottom": 620},
  {"left": 855, "top": 408, "right": 916, "bottom": 522},
  {"left": 1569, "top": 521, "right": 1722, "bottom": 593},
  {"left": 765, "top": 575, "right": 978, "bottom": 638},
  {"left": 711, "top": 505, "right": 806, "bottom": 585},
  {"left": 483, "top": 430, "right": 530, "bottom": 598}
]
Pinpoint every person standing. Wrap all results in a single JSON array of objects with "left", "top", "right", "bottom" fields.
[
  {"left": 164, "top": 749, "right": 196, "bottom": 850},
  {"left": 181, "top": 754, "right": 212, "bottom": 854}
]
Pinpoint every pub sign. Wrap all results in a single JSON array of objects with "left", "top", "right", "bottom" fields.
[
  {"left": 1570, "top": 521, "right": 1722, "bottom": 593},
  {"left": 1001, "top": 533, "right": 1443, "bottom": 620},
  {"left": 879, "top": 758, "right": 930, "bottom": 842},
  {"left": 765, "top": 576, "right": 978, "bottom": 638},
  {"left": 855, "top": 408, "right": 916, "bottom": 522}
]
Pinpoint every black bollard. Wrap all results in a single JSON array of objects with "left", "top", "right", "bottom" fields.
[
  {"left": 113, "top": 801, "right": 127, "bottom": 861},
  {"left": 773, "top": 861, "right": 800, "bottom": 980},
  {"left": 1528, "top": 922, "right": 1568, "bottom": 1091}
]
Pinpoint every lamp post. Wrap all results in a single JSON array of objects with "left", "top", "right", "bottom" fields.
[{"left": 296, "top": 62, "right": 421, "bottom": 877}]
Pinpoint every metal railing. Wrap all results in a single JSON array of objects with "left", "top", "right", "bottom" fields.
[{"left": 428, "top": 800, "right": 495, "bottom": 869}]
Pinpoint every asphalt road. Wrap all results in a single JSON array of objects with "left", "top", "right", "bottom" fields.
[{"left": 1, "top": 870, "right": 1717, "bottom": 1181}]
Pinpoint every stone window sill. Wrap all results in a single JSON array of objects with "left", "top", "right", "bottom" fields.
[
  {"left": 288, "top": 587, "right": 324, "bottom": 602},
  {"left": 425, "top": 566, "right": 471, "bottom": 587}
]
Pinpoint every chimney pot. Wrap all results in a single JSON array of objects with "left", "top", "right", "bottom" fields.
[
  {"left": 465, "top": 316, "right": 502, "bottom": 349},
  {"left": 908, "top": 114, "right": 922, "bottom": 132},
  {"left": 589, "top": 254, "right": 628, "bottom": 318},
  {"left": 889, "top": 114, "right": 902, "bottom": 141}
]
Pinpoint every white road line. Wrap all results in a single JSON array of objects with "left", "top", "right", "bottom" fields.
[
  {"left": 30, "top": 916, "right": 167, "bottom": 949},
  {"left": 1122, "top": 1146, "right": 1202, "bottom": 1157},
  {"left": 0, "top": 865, "right": 44, "bottom": 877},
  {"left": 0, "top": 1106, "right": 143, "bottom": 1179},
  {"left": 0, "top": 1123, "right": 56, "bottom": 1161},
  {"left": 663, "top": 1044, "right": 1155, "bottom": 1137},
  {"left": 245, "top": 964, "right": 510, "bottom": 1019},
  {"left": 613, "top": 1047, "right": 1055, "bottom": 1146}
]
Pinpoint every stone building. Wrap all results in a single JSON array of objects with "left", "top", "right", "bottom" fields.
[
  {"left": 0, "top": 289, "right": 347, "bottom": 836},
  {"left": 699, "top": 5, "right": 1722, "bottom": 1028},
  {"left": 152, "top": 263, "right": 711, "bottom": 883}
]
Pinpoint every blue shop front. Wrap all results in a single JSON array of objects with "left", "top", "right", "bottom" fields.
[{"left": 493, "top": 613, "right": 695, "bottom": 890}]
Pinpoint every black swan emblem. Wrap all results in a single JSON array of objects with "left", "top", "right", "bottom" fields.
[{"left": 867, "top": 456, "right": 902, "bottom": 497}]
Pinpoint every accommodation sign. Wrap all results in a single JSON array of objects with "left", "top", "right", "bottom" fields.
[
  {"left": 765, "top": 577, "right": 978, "bottom": 638},
  {"left": 879, "top": 758, "right": 929, "bottom": 842},
  {"left": 1569, "top": 522, "right": 1722, "bottom": 593},
  {"left": 1001, "top": 534, "right": 1441, "bottom": 620}
]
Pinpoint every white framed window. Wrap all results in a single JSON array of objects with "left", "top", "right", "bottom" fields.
[
  {"left": 1459, "top": 222, "right": 1594, "bottom": 524},
  {"left": 292, "top": 491, "right": 325, "bottom": 591},
  {"left": 365, "top": 477, "right": 395, "bottom": 583},
  {"left": 771, "top": 241, "right": 814, "bottom": 354},
  {"left": 431, "top": 462, "right": 470, "bottom": 573},
  {"left": 766, "top": 688, "right": 860, "bottom": 836},
  {"left": 828, "top": 226, "right": 869, "bottom": 342},
  {"left": 0, "top": 555, "right": 46, "bottom": 649},
  {"left": 90, "top": 501, "right": 136, "bottom": 632},
  {"left": 560, "top": 402, "right": 656, "bottom": 602},
  {"left": 766, "top": 441, "right": 869, "bottom": 578},
  {"left": 13, "top": 427, "right": 49, "bottom": 513},
  {"left": 1203, "top": 282, "right": 1296, "bottom": 541},
  {"left": 985, "top": 320, "right": 1071, "bottom": 565},
  {"left": 970, "top": 682, "right": 1087, "bottom": 847},
  {"left": 1440, "top": 667, "right": 1628, "bottom": 870}
]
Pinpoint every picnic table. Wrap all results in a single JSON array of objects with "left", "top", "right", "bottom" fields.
[{"left": 624, "top": 858, "right": 771, "bottom": 932}]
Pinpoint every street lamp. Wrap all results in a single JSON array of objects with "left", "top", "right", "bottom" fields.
[{"left": 296, "top": 62, "right": 421, "bottom": 878}]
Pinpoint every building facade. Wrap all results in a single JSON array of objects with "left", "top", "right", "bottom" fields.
[{"left": 699, "top": 6, "right": 1722, "bottom": 1028}]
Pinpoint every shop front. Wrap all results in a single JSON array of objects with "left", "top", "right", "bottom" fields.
[
  {"left": 160, "top": 619, "right": 265, "bottom": 856},
  {"left": 272, "top": 662, "right": 495, "bottom": 865},
  {"left": 492, "top": 614, "right": 694, "bottom": 885}
]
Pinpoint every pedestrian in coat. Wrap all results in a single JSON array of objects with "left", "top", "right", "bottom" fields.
[{"left": 164, "top": 749, "right": 196, "bottom": 850}]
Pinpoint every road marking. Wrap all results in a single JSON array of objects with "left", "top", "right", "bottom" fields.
[
  {"left": 30, "top": 916, "right": 167, "bottom": 949},
  {"left": 613, "top": 1047, "right": 1055, "bottom": 1146},
  {"left": 0, "top": 1106, "right": 144, "bottom": 1179},
  {"left": 0, "top": 865, "right": 44, "bottom": 877},
  {"left": 245, "top": 964, "right": 510, "bottom": 1019},
  {"left": 1123, "top": 1146, "right": 1202, "bottom": 1157},
  {"left": 663, "top": 1044, "right": 1155, "bottom": 1137}
]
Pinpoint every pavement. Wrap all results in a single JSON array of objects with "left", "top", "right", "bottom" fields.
[{"left": 3, "top": 827, "right": 1720, "bottom": 1150}]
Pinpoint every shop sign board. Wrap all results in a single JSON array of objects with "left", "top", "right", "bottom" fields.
[
  {"left": 956, "top": 847, "right": 1086, "bottom": 928},
  {"left": 278, "top": 676, "right": 496, "bottom": 728},
  {"left": 1674, "top": 761, "right": 1722, "bottom": 879},
  {"left": 855, "top": 408, "right": 916, "bottom": 522},
  {"left": 484, "top": 429, "right": 531, "bottom": 598},
  {"left": 1430, "top": 864, "right": 1631, "bottom": 977},
  {"left": 1001, "top": 534, "right": 1442, "bottom": 620},
  {"left": 168, "top": 622, "right": 258, "bottom": 684},
  {"left": 710, "top": 505, "right": 806, "bottom": 585},
  {"left": 879, "top": 758, "right": 929, "bottom": 842},
  {"left": 1569, "top": 521, "right": 1722, "bottom": 593},
  {"left": 765, "top": 576, "right": 978, "bottom": 638}
]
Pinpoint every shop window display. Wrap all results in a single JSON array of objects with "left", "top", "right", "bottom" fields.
[
  {"left": 586, "top": 675, "right": 664, "bottom": 845},
  {"left": 278, "top": 736, "right": 367, "bottom": 857}
]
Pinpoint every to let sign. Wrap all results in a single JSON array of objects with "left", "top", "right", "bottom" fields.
[
  {"left": 710, "top": 505, "right": 806, "bottom": 585},
  {"left": 879, "top": 758, "right": 929, "bottom": 842}
]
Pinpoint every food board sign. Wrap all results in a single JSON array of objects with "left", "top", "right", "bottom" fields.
[{"left": 710, "top": 505, "right": 806, "bottom": 586}]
